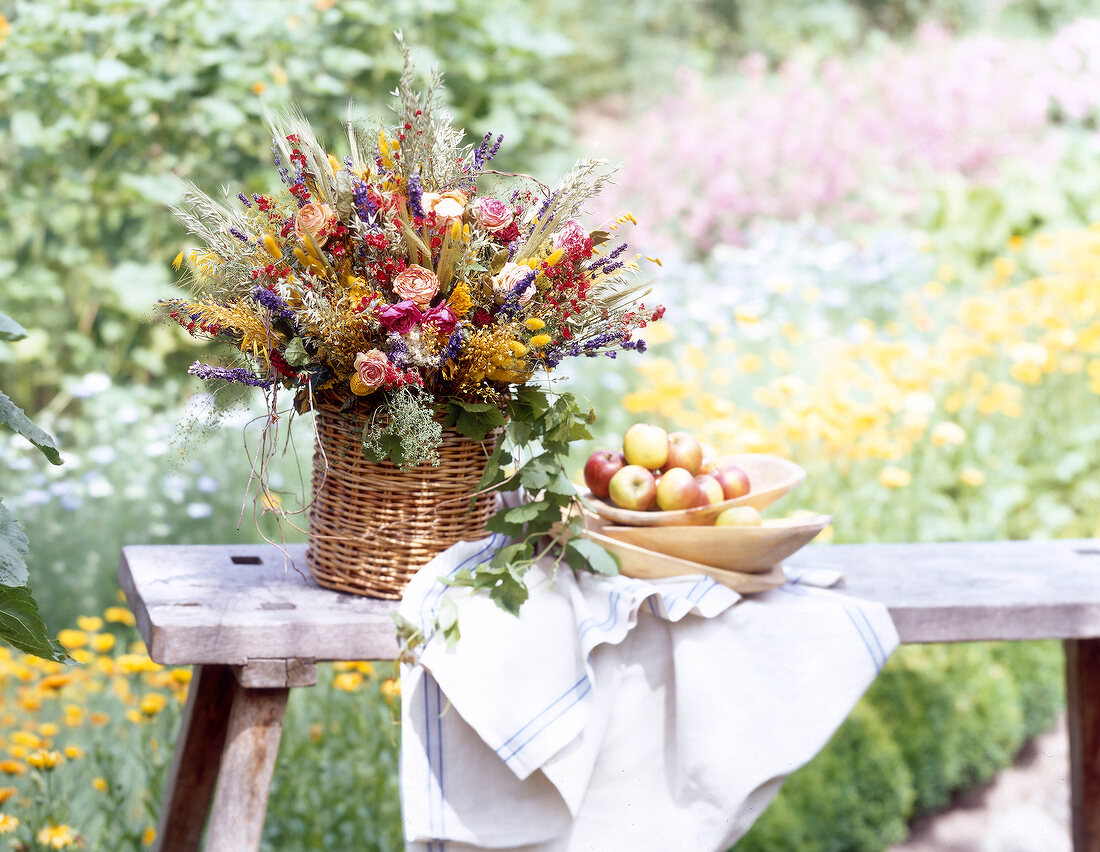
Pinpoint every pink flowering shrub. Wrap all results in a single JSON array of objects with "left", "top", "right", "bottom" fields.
[{"left": 582, "top": 20, "right": 1100, "bottom": 256}]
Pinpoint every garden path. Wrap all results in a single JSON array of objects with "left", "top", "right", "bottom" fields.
[{"left": 889, "top": 714, "right": 1071, "bottom": 852}]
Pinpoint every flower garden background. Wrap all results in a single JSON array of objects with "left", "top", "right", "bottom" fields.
[{"left": 3, "top": 0, "right": 1100, "bottom": 848}]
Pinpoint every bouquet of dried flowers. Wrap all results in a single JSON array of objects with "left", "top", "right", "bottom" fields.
[{"left": 161, "top": 44, "right": 663, "bottom": 615}]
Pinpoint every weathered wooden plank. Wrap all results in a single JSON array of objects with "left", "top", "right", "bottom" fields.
[
  {"left": 795, "top": 539, "right": 1100, "bottom": 643},
  {"left": 1066, "top": 637, "right": 1100, "bottom": 852},
  {"left": 121, "top": 540, "right": 1100, "bottom": 664},
  {"left": 120, "top": 544, "right": 402, "bottom": 663},
  {"left": 233, "top": 658, "right": 318, "bottom": 688},
  {"left": 204, "top": 682, "right": 289, "bottom": 852},
  {"left": 153, "top": 665, "right": 236, "bottom": 852}
]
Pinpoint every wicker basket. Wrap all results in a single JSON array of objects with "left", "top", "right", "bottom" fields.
[{"left": 306, "top": 402, "right": 501, "bottom": 599}]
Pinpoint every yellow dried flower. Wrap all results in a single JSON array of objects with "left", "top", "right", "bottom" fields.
[
  {"left": 10, "top": 732, "right": 41, "bottom": 748},
  {"left": 528, "top": 334, "right": 551, "bottom": 349},
  {"left": 77, "top": 616, "right": 103, "bottom": 632},
  {"left": 142, "top": 827, "right": 157, "bottom": 846},
  {"left": 63, "top": 746, "right": 84, "bottom": 760},
  {"left": 930, "top": 422, "right": 966, "bottom": 447},
  {"left": 447, "top": 280, "right": 472, "bottom": 318},
  {"left": 0, "top": 761, "right": 24, "bottom": 776},
  {"left": 525, "top": 317, "right": 545, "bottom": 331},
  {"left": 0, "top": 788, "right": 14, "bottom": 805},
  {"left": 70, "top": 649, "right": 94, "bottom": 665},
  {"left": 38, "top": 723, "right": 58, "bottom": 738},
  {"left": 63, "top": 705, "right": 83, "bottom": 727},
  {"left": 92, "top": 777, "right": 108, "bottom": 793},
  {"left": 0, "top": 814, "right": 17, "bottom": 834}
]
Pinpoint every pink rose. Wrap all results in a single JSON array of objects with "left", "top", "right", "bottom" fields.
[
  {"left": 392, "top": 265, "right": 439, "bottom": 307},
  {"left": 549, "top": 219, "right": 592, "bottom": 260},
  {"left": 471, "top": 197, "right": 514, "bottom": 232},
  {"left": 354, "top": 350, "right": 390, "bottom": 391},
  {"left": 294, "top": 203, "right": 336, "bottom": 247},
  {"left": 492, "top": 262, "right": 536, "bottom": 305},
  {"left": 376, "top": 300, "right": 423, "bottom": 334},
  {"left": 422, "top": 303, "right": 458, "bottom": 334}
]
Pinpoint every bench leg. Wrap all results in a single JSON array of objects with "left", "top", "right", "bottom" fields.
[
  {"left": 203, "top": 679, "right": 290, "bottom": 851},
  {"left": 1066, "top": 638, "right": 1100, "bottom": 852},
  {"left": 155, "top": 665, "right": 238, "bottom": 852}
]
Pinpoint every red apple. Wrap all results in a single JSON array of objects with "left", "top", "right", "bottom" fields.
[
  {"left": 715, "top": 506, "right": 762, "bottom": 526},
  {"left": 622, "top": 423, "right": 669, "bottom": 470},
  {"left": 584, "top": 449, "right": 626, "bottom": 499},
  {"left": 662, "top": 431, "right": 704, "bottom": 475},
  {"left": 712, "top": 462, "right": 751, "bottom": 500},
  {"left": 695, "top": 474, "right": 725, "bottom": 505},
  {"left": 655, "top": 467, "right": 708, "bottom": 511},
  {"left": 607, "top": 465, "right": 658, "bottom": 511},
  {"left": 699, "top": 442, "right": 718, "bottom": 474}
]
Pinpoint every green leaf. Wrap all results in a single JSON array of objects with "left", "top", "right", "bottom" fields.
[
  {"left": 564, "top": 537, "right": 620, "bottom": 576},
  {"left": 437, "top": 597, "right": 461, "bottom": 648},
  {"left": 545, "top": 472, "right": 578, "bottom": 497},
  {"left": 519, "top": 453, "right": 558, "bottom": 490},
  {"left": 445, "top": 401, "right": 506, "bottom": 441},
  {"left": 485, "top": 513, "right": 527, "bottom": 537},
  {"left": 0, "top": 312, "right": 27, "bottom": 341},
  {"left": 0, "top": 391, "right": 62, "bottom": 465},
  {"left": 0, "top": 500, "right": 30, "bottom": 587},
  {"left": 488, "top": 542, "right": 530, "bottom": 570},
  {"left": 283, "top": 338, "right": 311, "bottom": 367},
  {"left": 502, "top": 501, "right": 545, "bottom": 524},
  {"left": 0, "top": 585, "right": 65, "bottom": 661}
]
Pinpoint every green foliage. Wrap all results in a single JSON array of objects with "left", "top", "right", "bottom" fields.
[
  {"left": 360, "top": 388, "right": 443, "bottom": 468},
  {"left": 992, "top": 640, "right": 1065, "bottom": 740},
  {"left": 445, "top": 386, "right": 610, "bottom": 615},
  {"left": 0, "top": 309, "right": 65, "bottom": 660},
  {"left": 864, "top": 643, "right": 1027, "bottom": 814},
  {"left": 734, "top": 702, "right": 915, "bottom": 852},
  {"left": 0, "top": 0, "right": 579, "bottom": 409}
]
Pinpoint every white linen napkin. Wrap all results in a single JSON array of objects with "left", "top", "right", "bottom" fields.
[{"left": 398, "top": 535, "right": 898, "bottom": 852}]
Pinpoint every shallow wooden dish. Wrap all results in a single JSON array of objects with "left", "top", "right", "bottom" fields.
[
  {"left": 583, "top": 526, "right": 787, "bottom": 594},
  {"left": 582, "top": 454, "right": 806, "bottom": 527},
  {"left": 597, "top": 513, "right": 832, "bottom": 574}
]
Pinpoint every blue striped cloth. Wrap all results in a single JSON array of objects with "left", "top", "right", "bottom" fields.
[{"left": 399, "top": 536, "right": 898, "bottom": 851}]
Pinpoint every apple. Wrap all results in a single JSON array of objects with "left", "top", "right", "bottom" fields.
[
  {"left": 622, "top": 423, "right": 669, "bottom": 470},
  {"left": 712, "top": 461, "right": 751, "bottom": 500},
  {"left": 715, "top": 506, "right": 763, "bottom": 526},
  {"left": 655, "top": 467, "right": 708, "bottom": 511},
  {"left": 699, "top": 442, "right": 719, "bottom": 474},
  {"left": 662, "top": 431, "right": 703, "bottom": 475},
  {"left": 584, "top": 449, "right": 626, "bottom": 499},
  {"left": 607, "top": 465, "right": 658, "bottom": 511},
  {"left": 695, "top": 474, "right": 725, "bottom": 505}
]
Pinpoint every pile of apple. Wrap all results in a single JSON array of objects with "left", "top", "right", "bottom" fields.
[{"left": 584, "top": 424, "right": 761, "bottom": 524}]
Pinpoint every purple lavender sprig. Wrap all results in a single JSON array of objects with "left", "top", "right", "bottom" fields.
[
  {"left": 353, "top": 178, "right": 377, "bottom": 226},
  {"left": 621, "top": 339, "right": 648, "bottom": 353},
  {"left": 188, "top": 361, "right": 273, "bottom": 387},
  {"left": 472, "top": 131, "right": 504, "bottom": 170},
  {"left": 388, "top": 333, "right": 410, "bottom": 369},
  {"left": 237, "top": 193, "right": 252, "bottom": 208},
  {"left": 496, "top": 270, "right": 539, "bottom": 319},
  {"left": 439, "top": 324, "right": 466, "bottom": 368},
  {"left": 407, "top": 173, "right": 424, "bottom": 219},
  {"left": 252, "top": 287, "right": 299, "bottom": 332}
]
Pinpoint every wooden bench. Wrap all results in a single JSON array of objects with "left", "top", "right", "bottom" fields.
[{"left": 119, "top": 539, "right": 1100, "bottom": 852}]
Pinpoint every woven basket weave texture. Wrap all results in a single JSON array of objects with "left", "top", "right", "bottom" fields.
[{"left": 306, "top": 403, "right": 500, "bottom": 599}]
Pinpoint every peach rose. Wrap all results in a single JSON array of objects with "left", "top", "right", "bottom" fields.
[
  {"left": 420, "top": 190, "right": 467, "bottom": 222},
  {"left": 294, "top": 203, "right": 336, "bottom": 247},
  {"left": 392, "top": 265, "right": 439, "bottom": 307},
  {"left": 471, "top": 197, "right": 514, "bottom": 232},
  {"left": 354, "top": 350, "right": 389, "bottom": 392},
  {"left": 492, "top": 262, "right": 536, "bottom": 305}
]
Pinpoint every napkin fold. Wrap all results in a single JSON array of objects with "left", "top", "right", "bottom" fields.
[{"left": 398, "top": 536, "right": 898, "bottom": 852}]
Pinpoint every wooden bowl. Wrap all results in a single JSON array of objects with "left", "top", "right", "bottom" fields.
[
  {"left": 582, "top": 454, "right": 806, "bottom": 527},
  {"left": 583, "top": 525, "right": 788, "bottom": 594},
  {"left": 594, "top": 513, "right": 832, "bottom": 574}
]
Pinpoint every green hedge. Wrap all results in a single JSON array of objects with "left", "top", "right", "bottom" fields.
[{"left": 732, "top": 640, "right": 1064, "bottom": 850}]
